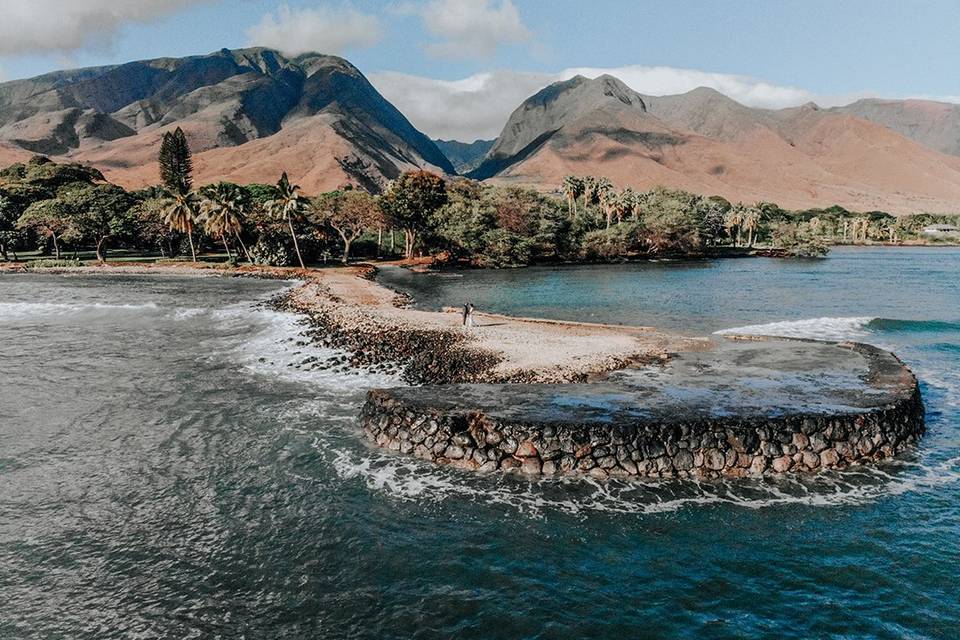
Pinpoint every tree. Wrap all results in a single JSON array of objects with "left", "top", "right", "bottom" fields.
[
  {"left": 16, "top": 200, "right": 74, "bottom": 259},
  {"left": 162, "top": 190, "right": 200, "bottom": 261},
  {"left": 383, "top": 171, "right": 447, "bottom": 258},
  {"left": 771, "top": 221, "right": 829, "bottom": 257},
  {"left": 134, "top": 197, "right": 179, "bottom": 258},
  {"left": 594, "top": 177, "right": 615, "bottom": 228},
  {"left": 725, "top": 204, "right": 746, "bottom": 246},
  {"left": 741, "top": 205, "right": 763, "bottom": 247},
  {"left": 320, "top": 190, "right": 384, "bottom": 263},
  {"left": 615, "top": 188, "right": 638, "bottom": 225},
  {"left": 60, "top": 184, "right": 135, "bottom": 262},
  {"left": 581, "top": 176, "right": 597, "bottom": 210},
  {"left": 200, "top": 182, "right": 251, "bottom": 261},
  {"left": 560, "top": 176, "right": 583, "bottom": 216},
  {"left": 158, "top": 127, "right": 193, "bottom": 195},
  {"left": 265, "top": 172, "right": 308, "bottom": 268},
  {"left": 0, "top": 194, "right": 22, "bottom": 261}
]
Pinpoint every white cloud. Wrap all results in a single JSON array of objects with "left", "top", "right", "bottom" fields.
[
  {"left": 369, "top": 69, "right": 550, "bottom": 140},
  {"left": 0, "top": 0, "right": 208, "bottom": 56},
  {"left": 246, "top": 4, "right": 383, "bottom": 56},
  {"left": 560, "top": 65, "right": 817, "bottom": 110},
  {"left": 400, "top": 0, "right": 531, "bottom": 59},
  {"left": 369, "top": 64, "right": 883, "bottom": 141}
]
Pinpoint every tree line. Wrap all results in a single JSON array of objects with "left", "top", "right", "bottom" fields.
[{"left": 2, "top": 130, "right": 957, "bottom": 267}]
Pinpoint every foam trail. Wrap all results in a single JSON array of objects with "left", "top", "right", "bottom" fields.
[
  {"left": 319, "top": 433, "right": 960, "bottom": 518},
  {"left": 216, "top": 303, "right": 400, "bottom": 388},
  {"left": 0, "top": 301, "right": 162, "bottom": 320},
  {"left": 716, "top": 316, "right": 875, "bottom": 341}
]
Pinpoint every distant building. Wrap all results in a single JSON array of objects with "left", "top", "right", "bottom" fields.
[{"left": 922, "top": 224, "right": 960, "bottom": 234}]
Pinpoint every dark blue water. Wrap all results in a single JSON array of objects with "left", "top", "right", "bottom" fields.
[{"left": 2, "top": 249, "right": 959, "bottom": 639}]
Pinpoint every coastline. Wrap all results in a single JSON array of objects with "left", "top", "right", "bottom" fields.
[
  {"left": 1, "top": 260, "right": 927, "bottom": 478},
  {"left": 2, "top": 260, "right": 708, "bottom": 383}
]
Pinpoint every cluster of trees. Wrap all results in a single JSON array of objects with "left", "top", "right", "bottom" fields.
[
  {"left": 0, "top": 129, "right": 468, "bottom": 267},
  {"left": 3, "top": 132, "right": 957, "bottom": 268}
]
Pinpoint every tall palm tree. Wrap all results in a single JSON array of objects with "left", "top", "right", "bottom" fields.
[
  {"left": 560, "top": 176, "right": 583, "bottom": 217},
  {"left": 725, "top": 204, "right": 746, "bottom": 246},
  {"left": 595, "top": 177, "right": 615, "bottom": 228},
  {"left": 616, "top": 188, "right": 637, "bottom": 225},
  {"left": 161, "top": 190, "right": 199, "bottom": 262},
  {"left": 265, "top": 172, "right": 308, "bottom": 268},
  {"left": 200, "top": 182, "right": 250, "bottom": 262},
  {"left": 581, "top": 176, "right": 597, "bottom": 211},
  {"left": 741, "top": 205, "right": 763, "bottom": 247}
]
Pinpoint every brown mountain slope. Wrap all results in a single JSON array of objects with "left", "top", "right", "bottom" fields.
[
  {"left": 0, "top": 48, "right": 453, "bottom": 192},
  {"left": 832, "top": 98, "right": 960, "bottom": 157},
  {"left": 477, "top": 78, "right": 960, "bottom": 213}
]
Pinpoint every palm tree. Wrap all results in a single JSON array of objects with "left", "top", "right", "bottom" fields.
[
  {"left": 161, "top": 190, "right": 199, "bottom": 262},
  {"left": 581, "top": 176, "right": 597, "bottom": 211},
  {"left": 560, "top": 176, "right": 583, "bottom": 217},
  {"left": 265, "top": 172, "right": 308, "bottom": 268},
  {"left": 595, "top": 177, "right": 615, "bottom": 228},
  {"left": 200, "top": 182, "right": 250, "bottom": 262},
  {"left": 725, "top": 204, "right": 746, "bottom": 246},
  {"left": 850, "top": 217, "right": 868, "bottom": 244},
  {"left": 616, "top": 188, "right": 637, "bottom": 225},
  {"left": 741, "top": 205, "right": 763, "bottom": 247}
]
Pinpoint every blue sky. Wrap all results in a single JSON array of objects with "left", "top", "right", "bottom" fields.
[{"left": 3, "top": 1, "right": 959, "bottom": 140}]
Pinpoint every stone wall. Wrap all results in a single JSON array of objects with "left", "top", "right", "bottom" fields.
[{"left": 360, "top": 384, "right": 925, "bottom": 478}]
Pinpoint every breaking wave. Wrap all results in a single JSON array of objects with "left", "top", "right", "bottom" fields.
[
  {"left": 0, "top": 301, "right": 162, "bottom": 320},
  {"left": 715, "top": 316, "right": 875, "bottom": 341}
]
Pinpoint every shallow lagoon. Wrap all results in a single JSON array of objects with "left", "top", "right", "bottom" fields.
[{"left": 2, "top": 248, "right": 959, "bottom": 638}]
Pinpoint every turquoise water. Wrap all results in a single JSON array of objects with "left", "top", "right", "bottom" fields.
[{"left": 1, "top": 248, "right": 959, "bottom": 638}]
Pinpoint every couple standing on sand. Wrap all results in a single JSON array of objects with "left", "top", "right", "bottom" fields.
[{"left": 462, "top": 303, "right": 476, "bottom": 328}]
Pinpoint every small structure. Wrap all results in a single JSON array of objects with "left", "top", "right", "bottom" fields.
[{"left": 922, "top": 224, "right": 960, "bottom": 235}]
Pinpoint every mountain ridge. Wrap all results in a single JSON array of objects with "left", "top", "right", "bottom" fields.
[
  {"left": 0, "top": 47, "right": 454, "bottom": 192},
  {"left": 470, "top": 76, "right": 960, "bottom": 214},
  {"left": 2, "top": 49, "right": 960, "bottom": 212}
]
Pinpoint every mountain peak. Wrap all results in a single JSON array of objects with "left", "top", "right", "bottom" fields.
[
  {"left": 0, "top": 47, "right": 453, "bottom": 190},
  {"left": 470, "top": 73, "right": 653, "bottom": 179}
]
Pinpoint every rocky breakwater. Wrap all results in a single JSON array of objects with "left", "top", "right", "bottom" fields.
[
  {"left": 360, "top": 339, "right": 925, "bottom": 478},
  {"left": 273, "top": 266, "right": 695, "bottom": 385}
]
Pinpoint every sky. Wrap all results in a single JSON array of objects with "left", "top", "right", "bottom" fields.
[{"left": 2, "top": 0, "right": 959, "bottom": 141}]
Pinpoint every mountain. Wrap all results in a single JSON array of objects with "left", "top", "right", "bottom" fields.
[
  {"left": 432, "top": 138, "right": 494, "bottom": 173},
  {"left": 472, "top": 77, "right": 960, "bottom": 214},
  {"left": 470, "top": 75, "right": 670, "bottom": 180},
  {"left": 0, "top": 47, "right": 453, "bottom": 192},
  {"left": 831, "top": 98, "right": 960, "bottom": 157}
]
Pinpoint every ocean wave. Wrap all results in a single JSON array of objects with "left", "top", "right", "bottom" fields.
[
  {"left": 715, "top": 316, "right": 875, "bottom": 341},
  {"left": 222, "top": 305, "right": 400, "bottom": 388},
  {"left": 716, "top": 316, "right": 960, "bottom": 341},
  {"left": 0, "top": 301, "right": 161, "bottom": 320},
  {"left": 866, "top": 318, "right": 960, "bottom": 333}
]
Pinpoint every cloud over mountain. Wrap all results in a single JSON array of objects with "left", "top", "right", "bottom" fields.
[
  {"left": 0, "top": 0, "right": 210, "bottom": 55},
  {"left": 370, "top": 64, "right": 874, "bottom": 141},
  {"left": 398, "top": 0, "right": 532, "bottom": 59},
  {"left": 246, "top": 4, "right": 384, "bottom": 56}
]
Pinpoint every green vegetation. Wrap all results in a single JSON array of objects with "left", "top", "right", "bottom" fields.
[
  {"left": 2, "top": 146, "right": 958, "bottom": 269},
  {"left": 158, "top": 127, "right": 193, "bottom": 195}
]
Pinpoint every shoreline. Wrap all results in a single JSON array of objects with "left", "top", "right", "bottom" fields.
[
  {"left": 273, "top": 265, "right": 708, "bottom": 384},
  {"left": 2, "top": 260, "right": 708, "bottom": 383},
  {"left": 1, "top": 260, "right": 926, "bottom": 478}
]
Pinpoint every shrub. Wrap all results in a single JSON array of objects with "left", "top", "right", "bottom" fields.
[
  {"left": 27, "top": 258, "right": 83, "bottom": 268},
  {"left": 249, "top": 234, "right": 292, "bottom": 266}
]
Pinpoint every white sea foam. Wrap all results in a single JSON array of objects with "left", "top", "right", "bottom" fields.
[
  {"left": 219, "top": 304, "right": 400, "bottom": 388},
  {"left": 0, "top": 301, "right": 161, "bottom": 320},
  {"left": 716, "top": 316, "right": 875, "bottom": 341},
  {"left": 319, "top": 436, "right": 960, "bottom": 518}
]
